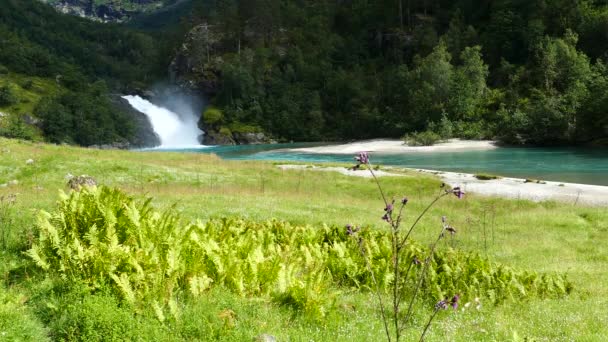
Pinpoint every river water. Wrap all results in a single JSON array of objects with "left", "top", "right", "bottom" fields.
[{"left": 150, "top": 143, "right": 608, "bottom": 186}]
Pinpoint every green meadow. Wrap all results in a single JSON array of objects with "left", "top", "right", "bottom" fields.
[{"left": 0, "top": 137, "right": 606, "bottom": 341}]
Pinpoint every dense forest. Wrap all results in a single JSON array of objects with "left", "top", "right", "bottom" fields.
[
  {"left": 1, "top": 0, "right": 608, "bottom": 146},
  {"left": 0, "top": 0, "right": 165, "bottom": 145},
  {"left": 183, "top": 0, "right": 608, "bottom": 145}
]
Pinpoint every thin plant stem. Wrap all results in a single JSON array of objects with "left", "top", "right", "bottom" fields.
[
  {"left": 419, "top": 307, "right": 440, "bottom": 342},
  {"left": 367, "top": 163, "right": 389, "bottom": 207},
  {"left": 402, "top": 226, "right": 446, "bottom": 329},
  {"left": 399, "top": 193, "right": 448, "bottom": 249},
  {"left": 359, "top": 239, "right": 392, "bottom": 342}
]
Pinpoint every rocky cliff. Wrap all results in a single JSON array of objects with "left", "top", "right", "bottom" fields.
[
  {"left": 40, "top": 0, "right": 166, "bottom": 22},
  {"left": 108, "top": 95, "right": 161, "bottom": 148}
]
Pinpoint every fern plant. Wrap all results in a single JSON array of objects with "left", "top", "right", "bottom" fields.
[{"left": 27, "top": 186, "right": 572, "bottom": 321}]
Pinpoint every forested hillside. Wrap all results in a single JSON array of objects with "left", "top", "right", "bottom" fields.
[
  {"left": 174, "top": 0, "right": 608, "bottom": 145},
  {"left": 2, "top": 0, "right": 608, "bottom": 146},
  {"left": 0, "top": 0, "right": 164, "bottom": 146}
]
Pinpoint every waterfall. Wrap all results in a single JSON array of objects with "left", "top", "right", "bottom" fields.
[{"left": 123, "top": 95, "right": 203, "bottom": 147}]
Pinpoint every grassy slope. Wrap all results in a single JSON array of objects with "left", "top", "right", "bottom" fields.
[
  {"left": 0, "top": 137, "right": 606, "bottom": 341},
  {"left": 0, "top": 72, "right": 63, "bottom": 140}
]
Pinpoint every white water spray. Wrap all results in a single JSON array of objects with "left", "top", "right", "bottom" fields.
[{"left": 123, "top": 95, "right": 203, "bottom": 147}]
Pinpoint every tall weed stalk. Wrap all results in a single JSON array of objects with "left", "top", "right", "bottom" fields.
[{"left": 350, "top": 152, "right": 463, "bottom": 341}]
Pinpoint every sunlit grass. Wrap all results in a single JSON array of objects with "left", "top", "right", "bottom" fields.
[{"left": 0, "top": 137, "right": 607, "bottom": 341}]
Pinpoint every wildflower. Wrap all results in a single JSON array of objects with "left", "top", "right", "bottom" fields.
[
  {"left": 346, "top": 224, "right": 360, "bottom": 236},
  {"left": 435, "top": 300, "right": 448, "bottom": 310},
  {"left": 382, "top": 213, "right": 390, "bottom": 222},
  {"left": 401, "top": 197, "right": 408, "bottom": 205},
  {"left": 384, "top": 203, "right": 394, "bottom": 213},
  {"left": 450, "top": 294, "right": 460, "bottom": 310},
  {"left": 346, "top": 224, "right": 353, "bottom": 235},
  {"left": 452, "top": 187, "right": 465, "bottom": 199},
  {"left": 355, "top": 152, "right": 369, "bottom": 165}
]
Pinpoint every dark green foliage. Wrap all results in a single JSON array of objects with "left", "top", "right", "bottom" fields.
[
  {"left": 403, "top": 131, "right": 442, "bottom": 146},
  {"left": 475, "top": 174, "right": 502, "bottom": 181},
  {"left": 0, "top": 0, "right": 162, "bottom": 88},
  {"left": 0, "top": 0, "right": 163, "bottom": 146},
  {"left": 0, "top": 85, "right": 18, "bottom": 106},
  {"left": 0, "top": 115, "right": 36, "bottom": 141},
  {"left": 183, "top": 0, "right": 608, "bottom": 145},
  {"left": 34, "top": 83, "right": 135, "bottom": 146}
]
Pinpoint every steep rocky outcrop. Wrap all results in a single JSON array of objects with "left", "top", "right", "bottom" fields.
[
  {"left": 108, "top": 95, "right": 160, "bottom": 148},
  {"left": 169, "top": 23, "right": 225, "bottom": 94}
]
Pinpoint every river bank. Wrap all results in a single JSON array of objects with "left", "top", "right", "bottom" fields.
[
  {"left": 277, "top": 164, "right": 608, "bottom": 206},
  {"left": 287, "top": 139, "right": 498, "bottom": 154}
]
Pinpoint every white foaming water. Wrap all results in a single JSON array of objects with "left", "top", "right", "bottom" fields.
[{"left": 123, "top": 95, "right": 203, "bottom": 147}]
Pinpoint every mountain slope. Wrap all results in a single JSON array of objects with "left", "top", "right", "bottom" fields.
[
  {"left": 0, "top": 0, "right": 163, "bottom": 147},
  {"left": 39, "top": 0, "right": 171, "bottom": 22}
]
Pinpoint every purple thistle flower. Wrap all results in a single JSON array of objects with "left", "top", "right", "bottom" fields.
[
  {"left": 382, "top": 213, "right": 390, "bottom": 222},
  {"left": 435, "top": 300, "right": 448, "bottom": 310},
  {"left": 450, "top": 294, "right": 460, "bottom": 310},
  {"left": 452, "top": 187, "right": 465, "bottom": 199},
  {"left": 354, "top": 152, "right": 370, "bottom": 165},
  {"left": 346, "top": 224, "right": 360, "bottom": 236},
  {"left": 401, "top": 197, "right": 409, "bottom": 205},
  {"left": 384, "top": 203, "right": 394, "bottom": 213}
]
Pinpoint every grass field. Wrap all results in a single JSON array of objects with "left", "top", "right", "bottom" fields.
[{"left": 0, "top": 137, "right": 606, "bottom": 341}]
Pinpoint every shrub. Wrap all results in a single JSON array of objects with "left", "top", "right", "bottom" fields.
[
  {"left": 203, "top": 107, "right": 224, "bottom": 125},
  {"left": 475, "top": 173, "right": 502, "bottom": 180},
  {"left": 403, "top": 130, "right": 442, "bottom": 146},
  {"left": 428, "top": 114, "right": 454, "bottom": 139},
  {"left": 0, "top": 85, "right": 18, "bottom": 106},
  {"left": 0, "top": 115, "right": 36, "bottom": 140}
]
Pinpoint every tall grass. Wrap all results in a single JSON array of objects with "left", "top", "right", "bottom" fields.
[{"left": 0, "top": 137, "right": 606, "bottom": 340}]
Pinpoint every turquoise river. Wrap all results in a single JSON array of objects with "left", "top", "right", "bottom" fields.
[{"left": 152, "top": 144, "right": 608, "bottom": 186}]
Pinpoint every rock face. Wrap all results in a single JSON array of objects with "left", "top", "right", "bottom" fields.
[
  {"left": 108, "top": 95, "right": 161, "bottom": 148},
  {"left": 198, "top": 125, "right": 272, "bottom": 146},
  {"left": 233, "top": 132, "right": 271, "bottom": 145},
  {"left": 40, "top": 0, "right": 165, "bottom": 22},
  {"left": 169, "top": 23, "right": 225, "bottom": 95},
  {"left": 200, "top": 130, "right": 235, "bottom": 146}
]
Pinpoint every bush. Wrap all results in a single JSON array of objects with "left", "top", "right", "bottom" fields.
[
  {"left": 21, "top": 79, "right": 34, "bottom": 90},
  {"left": 203, "top": 107, "right": 224, "bottom": 125},
  {"left": 475, "top": 173, "right": 502, "bottom": 180},
  {"left": 428, "top": 114, "right": 454, "bottom": 139},
  {"left": 0, "top": 115, "right": 36, "bottom": 140},
  {"left": 0, "top": 85, "right": 18, "bottom": 106},
  {"left": 403, "top": 130, "right": 442, "bottom": 146}
]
